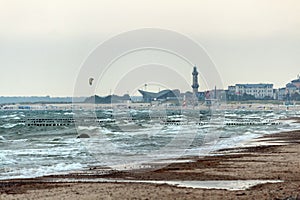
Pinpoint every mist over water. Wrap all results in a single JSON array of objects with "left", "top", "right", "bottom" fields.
[{"left": 0, "top": 108, "right": 300, "bottom": 180}]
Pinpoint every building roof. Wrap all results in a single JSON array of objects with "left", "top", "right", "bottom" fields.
[
  {"left": 278, "top": 87, "right": 286, "bottom": 91},
  {"left": 138, "top": 89, "right": 177, "bottom": 99},
  {"left": 291, "top": 78, "right": 300, "bottom": 83},
  {"left": 286, "top": 83, "right": 297, "bottom": 88}
]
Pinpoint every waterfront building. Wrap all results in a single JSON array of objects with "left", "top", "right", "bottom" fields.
[
  {"left": 277, "top": 75, "right": 300, "bottom": 100},
  {"left": 228, "top": 84, "right": 274, "bottom": 99},
  {"left": 228, "top": 86, "right": 236, "bottom": 95},
  {"left": 138, "top": 89, "right": 180, "bottom": 103},
  {"left": 277, "top": 88, "right": 286, "bottom": 100},
  {"left": 291, "top": 75, "right": 300, "bottom": 89},
  {"left": 286, "top": 83, "right": 298, "bottom": 94}
]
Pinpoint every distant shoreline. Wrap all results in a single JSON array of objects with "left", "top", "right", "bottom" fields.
[{"left": 1, "top": 102, "right": 299, "bottom": 112}]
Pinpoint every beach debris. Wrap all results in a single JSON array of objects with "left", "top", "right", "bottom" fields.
[{"left": 89, "top": 77, "right": 94, "bottom": 86}]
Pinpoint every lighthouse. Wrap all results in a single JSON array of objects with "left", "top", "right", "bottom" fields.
[{"left": 191, "top": 66, "right": 199, "bottom": 96}]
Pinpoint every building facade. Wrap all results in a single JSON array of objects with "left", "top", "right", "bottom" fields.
[
  {"left": 276, "top": 75, "right": 300, "bottom": 100},
  {"left": 228, "top": 83, "right": 274, "bottom": 99},
  {"left": 286, "top": 83, "right": 298, "bottom": 95},
  {"left": 291, "top": 75, "right": 300, "bottom": 89},
  {"left": 276, "top": 88, "right": 286, "bottom": 100}
]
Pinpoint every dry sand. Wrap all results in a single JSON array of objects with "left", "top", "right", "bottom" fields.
[{"left": 2, "top": 129, "right": 300, "bottom": 199}]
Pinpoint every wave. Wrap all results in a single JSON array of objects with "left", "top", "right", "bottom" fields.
[
  {"left": 77, "top": 126, "right": 100, "bottom": 131},
  {"left": 0, "top": 123, "right": 25, "bottom": 129},
  {"left": 0, "top": 162, "right": 86, "bottom": 180},
  {"left": 64, "top": 112, "right": 74, "bottom": 115},
  {"left": 0, "top": 123, "right": 18, "bottom": 129},
  {"left": 0, "top": 114, "right": 19, "bottom": 119}
]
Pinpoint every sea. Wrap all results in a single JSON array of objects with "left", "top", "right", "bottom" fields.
[{"left": 1, "top": 106, "right": 300, "bottom": 180}]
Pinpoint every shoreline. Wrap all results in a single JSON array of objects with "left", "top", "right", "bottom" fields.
[
  {"left": 1, "top": 128, "right": 300, "bottom": 199},
  {"left": 1, "top": 102, "right": 300, "bottom": 111}
]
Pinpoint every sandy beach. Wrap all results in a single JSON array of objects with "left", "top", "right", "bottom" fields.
[{"left": 1, "top": 124, "right": 300, "bottom": 199}]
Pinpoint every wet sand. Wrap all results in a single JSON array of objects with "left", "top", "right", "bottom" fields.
[{"left": 1, "top": 129, "right": 300, "bottom": 199}]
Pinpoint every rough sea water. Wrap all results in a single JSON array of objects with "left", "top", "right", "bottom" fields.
[{"left": 1, "top": 106, "right": 300, "bottom": 180}]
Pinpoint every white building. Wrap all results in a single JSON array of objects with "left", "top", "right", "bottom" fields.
[{"left": 228, "top": 84, "right": 274, "bottom": 99}]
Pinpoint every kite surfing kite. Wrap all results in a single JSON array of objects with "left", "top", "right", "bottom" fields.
[{"left": 89, "top": 77, "right": 94, "bottom": 86}]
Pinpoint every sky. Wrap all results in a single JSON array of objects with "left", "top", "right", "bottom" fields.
[{"left": 0, "top": 0, "right": 300, "bottom": 96}]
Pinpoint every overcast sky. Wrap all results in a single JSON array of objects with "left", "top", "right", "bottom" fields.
[{"left": 0, "top": 0, "right": 299, "bottom": 96}]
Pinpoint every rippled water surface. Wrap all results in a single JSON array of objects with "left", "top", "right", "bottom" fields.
[{"left": 1, "top": 108, "right": 300, "bottom": 180}]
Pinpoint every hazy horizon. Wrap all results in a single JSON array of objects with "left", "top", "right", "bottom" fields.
[{"left": 1, "top": 0, "right": 299, "bottom": 96}]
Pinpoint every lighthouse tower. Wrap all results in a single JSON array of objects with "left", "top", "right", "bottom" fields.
[{"left": 191, "top": 66, "right": 199, "bottom": 96}]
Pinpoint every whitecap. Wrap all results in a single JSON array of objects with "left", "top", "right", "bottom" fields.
[
  {"left": 64, "top": 112, "right": 74, "bottom": 115},
  {"left": 0, "top": 123, "right": 18, "bottom": 129},
  {"left": 12, "top": 139, "right": 28, "bottom": 143},
  {"left": 7, "top": 114, "right": 17, "bottom": 118},
  {"left": 78, "top": 126, "right": 100, "bottom": 131},
  {"left": 0, "top": 163, "right": 85, "bottom": 180}
]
